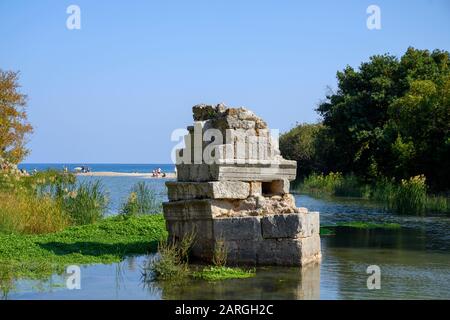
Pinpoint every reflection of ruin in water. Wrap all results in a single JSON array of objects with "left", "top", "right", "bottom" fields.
[{"left": 145, "top": 261, "right": 320, "bottom": 300}]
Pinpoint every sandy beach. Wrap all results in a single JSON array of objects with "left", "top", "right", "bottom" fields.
[{"left": 76, "top": 171, "right": 176, "bottom": 179}]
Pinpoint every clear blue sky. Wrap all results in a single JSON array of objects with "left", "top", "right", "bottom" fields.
[{"left": 1, "top": 0, "right": 449, "bottom": 163}]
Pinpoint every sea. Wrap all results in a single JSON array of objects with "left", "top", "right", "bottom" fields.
[
  {"left": 18, "top": 163, "right": 176, "bottom": 214},
  {"left": 18, "top": 163, "right": 175, "bottom": 173}
]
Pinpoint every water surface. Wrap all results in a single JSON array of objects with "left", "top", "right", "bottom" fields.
[{"left": 4, "top": 173, "right": 450, "bottom": 300}]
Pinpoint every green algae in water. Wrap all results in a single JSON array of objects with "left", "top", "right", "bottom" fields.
[
  {"left": 320, "top": 221, "right": 401, "bottom": 236},
  {"left": 192, "top": 266, "right": 256, "bottom": 281},
  {"left": 335, "top": 221, "right": 401, "bottom": 229}
]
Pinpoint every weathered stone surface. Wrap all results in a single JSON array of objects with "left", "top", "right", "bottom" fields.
[
  {"left": 271, "top": 179, "right": 290, "bottom": 194},
  {"left": 213, "top": 216, "right": 262, "bottom": 241},
  {"left": 257, "top": 235, "right": 321, "bottom": 266},
  {"left": 164, "top": 103, "right": 321, "bottom": 266},
  {"left": 249, "top": 181, "right": 262, "bottom": 196},
  {"left": 166, "top": 181, "right": 250, "bottom": 200},
  {"left": 163, "top": 199, "right": 231, "bottom": 220},
  {"left": 176, "top": 162, "right": 297, "bottom": 182},
  {"left": 261, "top": 212, "right": 320, "bottom": 239},
  {"left": 261, "top": 214, "right": 303, "bottom": 239},
  {"left": 166, "top": 219, "right": 214, "bottom": 241}
]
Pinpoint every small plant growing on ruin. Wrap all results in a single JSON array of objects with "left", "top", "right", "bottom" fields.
[
  {"left": 146, "top": 231, "right": 196, "bottom": 281},
  {"left": 212, "top": 237, "right": 227, "bottom": 267}
]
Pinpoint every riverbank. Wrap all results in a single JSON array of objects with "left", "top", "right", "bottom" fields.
[
  {"left": 76, "top": 171, "right": 176, "bottom": 178},
  {"left": 0, "top": 214, "right": 167, "bottom": 279},
  {"left": 294, "top": 172, "right": 449, "bottom": 215}
]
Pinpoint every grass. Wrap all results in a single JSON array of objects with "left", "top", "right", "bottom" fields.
[
  {"left": 0, "top": 191, "right": 69, "bottom": 234},
  {"left": 60, "top": 180, "right": 109, "bottom": 225},
  {"left": 192, "top": 266, "right": 256, "bottom": 281},
  {"left": 0, "top": 214, "right": 167, "bottom": 279},
  {"left": 297, "top": 172, "right": 449, "bottom": 215},
  {"left": 0, "top": 170, "right": 109, "bottom": 233}
]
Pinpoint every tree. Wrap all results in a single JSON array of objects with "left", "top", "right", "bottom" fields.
[
  {"left": 316, "top": 47, "right": 450, "bottom": 189},
  {"left": 0, "top": 70, "right": 33, "bottom": 165},
  {"left": 387, "top": 78, "right": 450, "bottom": 190},
  {"left": 279, "top": 123, "right": 336, "bottom": 178}
]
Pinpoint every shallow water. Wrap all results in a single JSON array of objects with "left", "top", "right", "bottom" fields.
[{"left": 4, "top": 176, "right": 450, "bottom": 300}]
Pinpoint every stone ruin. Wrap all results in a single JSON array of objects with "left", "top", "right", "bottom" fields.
[{"left": 163, "top": 104, "right": 321, "bottom": 266}]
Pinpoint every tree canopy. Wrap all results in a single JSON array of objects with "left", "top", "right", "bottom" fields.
[
  {"left": 281, "top": 48, "right": 450, "bottom": 191},
  {"left": 0, "top": 70, "right": 32, "bottom": 165}
]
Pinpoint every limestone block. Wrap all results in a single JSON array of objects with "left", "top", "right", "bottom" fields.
[
  {"left": 271, "top": 179, "right": 290, "bottom": 194},
  {"left": 216, "top": 144, "right": 234, "bottom": 161},
  {"left": 257, "top": 238, "right": 302, "bottom": 265},
  {"left": 211, "top": 181, "right": 250, "bottom": 199},
  {"left": 191, "top": 239, "right": 215, "bottom": 260},
  {"left": 166, "top": 219, "right": 214, "bottom": 241},
  {"left": 224, "top": 239, "right": 260, "bottom": 264},
  {"left": 164, "top": 199, "right": 225, "bottom": 220},
  {"left": 257, "top": 236, "right": 321, "bottom": 266},
  {"left": 176, "top": 163, "right": 297, "bottom": 182},
  {"left": 213, "top": 216, "right": 262, "bottom": 241},
  {"left": 249, "top": 181, "right": 262, "bottom": 196},
  {"left": 246, "top": 136, "right": 259, "bottom": 161},
  {"left": 261, "top": 214, "right": 302, "bottom": 239},
  {"left": 297, "top": 234, "right": 322, "bottom": 266},
  {"left": 261, "top": 212, "right": 319, "bottom": 239},
  {"left": 166, "top": 181, "right": 250, "bottom": 201}
]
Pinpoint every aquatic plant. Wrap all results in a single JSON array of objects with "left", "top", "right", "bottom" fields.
[
  {"left": 192, "top": 266, "right": 255, "bottom": 281},
  {"left": 120, "top": 182, "right": 162, "bottom": 216},
  {"left": 297, "top": 172, "right": 449, "bottom": 215},
  {"left": 147, "top": 232, "right": 196, "bottom": 281},
  {"left": 212, "top": 238, "right": 227, "bottom": 267},
  {"left": 335, "top": 221, "right": 401, "bottom": 230},
  {"left": 148, "top": 241, "right": 189, "bottom": 281},
  {"left": 391, "top": 175, "right": 427, "bottom": 215},
  {"left": 59, "top": 180, "right": 109, "bottom": 225}
]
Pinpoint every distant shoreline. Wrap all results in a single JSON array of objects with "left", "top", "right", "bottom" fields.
[{"left": 76, "top": 171, "right": 176, "bottom": 178}]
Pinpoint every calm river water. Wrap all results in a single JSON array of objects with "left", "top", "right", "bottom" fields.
[{"left": 6, "top": 175, "right": 450, "bottom": 299}]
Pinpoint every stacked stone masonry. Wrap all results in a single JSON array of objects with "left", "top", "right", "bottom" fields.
[{"left": 163, "top": 104, "right": 321, "bottom": 266}]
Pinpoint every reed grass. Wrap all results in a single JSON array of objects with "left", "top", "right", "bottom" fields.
[
  {"left": 0, "top": 191, "right": 69, "bottom": 235},
  {"left": 297, "top": 172, "right": 449, "bottom": 215},
  {"left": 0, "top": 170, "right": 109, "bottom": 234},
  {"left": 120, "top": 182, "right": 162, "bottom": 216},
  {"left": 59, "top": 180, "right": 108, "bottom": 225}
]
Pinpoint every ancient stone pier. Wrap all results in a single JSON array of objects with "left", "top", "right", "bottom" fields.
[{"left": 163, "top": 104, "right": 321, "bottom": 266}]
